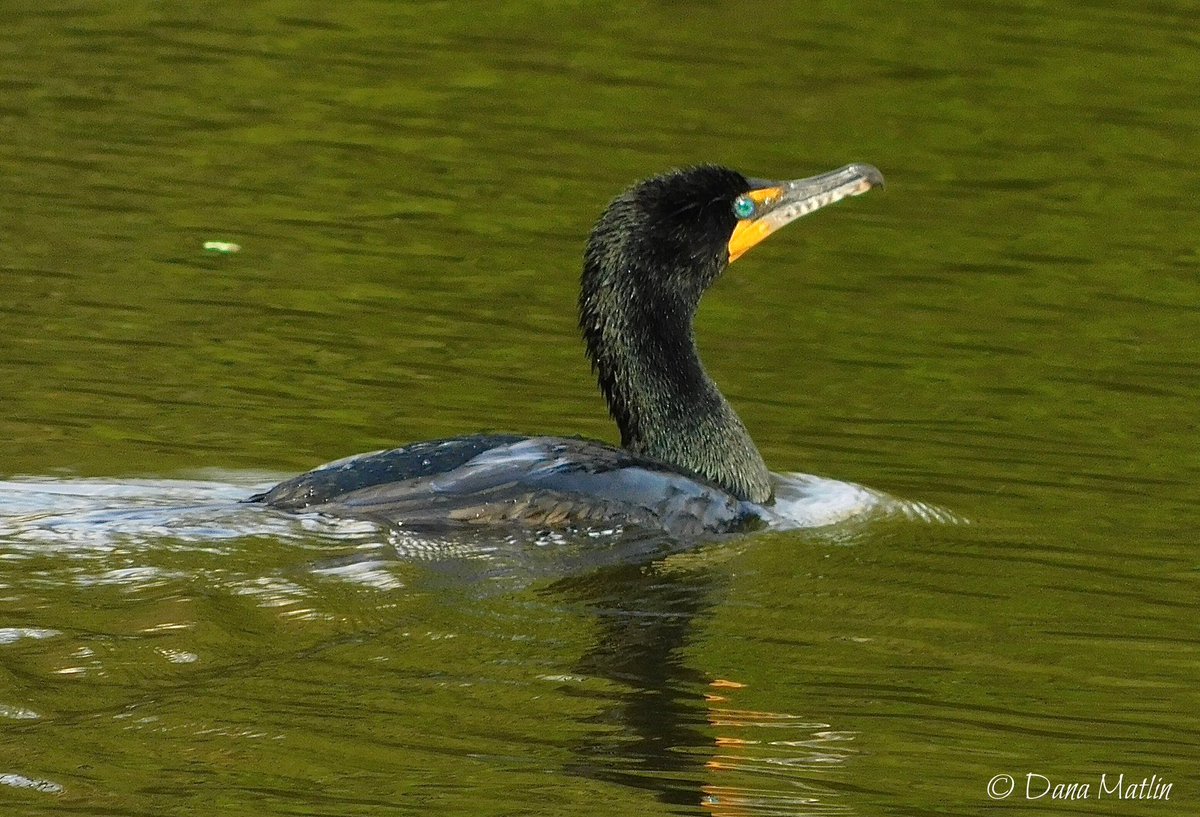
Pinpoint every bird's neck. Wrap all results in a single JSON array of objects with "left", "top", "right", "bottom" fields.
[{"left": 582, "top": 294, "right": 773, "bottom": 504}]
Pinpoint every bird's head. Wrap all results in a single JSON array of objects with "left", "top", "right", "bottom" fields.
[{"left": 583, "top": 162, "right": 884, "bottom": 315}]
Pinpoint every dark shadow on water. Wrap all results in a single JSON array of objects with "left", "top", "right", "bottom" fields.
[
  {"left": 535, "top": 533, "right": 863, "bottom": 817},
  {"left": 546, "top": 558, "right": 721, "bottom": 810}
]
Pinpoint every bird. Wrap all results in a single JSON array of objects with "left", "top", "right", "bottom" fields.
[{"left": 250, "top": 163, "right": 884, "bottom": 537}]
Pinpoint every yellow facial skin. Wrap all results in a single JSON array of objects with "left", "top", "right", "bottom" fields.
[{"left": 726, "top": 164, "right": 884, "bottom": 263}]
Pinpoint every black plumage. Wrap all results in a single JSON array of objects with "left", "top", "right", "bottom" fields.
[{"left": 252, "top": 163, "right": 883, "bottom": 535}]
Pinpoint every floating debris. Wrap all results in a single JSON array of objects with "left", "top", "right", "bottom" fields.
[{"left": 203, "top": 241, "right": 241, "bottom": 254}]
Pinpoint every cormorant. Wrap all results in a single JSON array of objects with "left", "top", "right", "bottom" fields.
[{"left": 251, "top": 163, "right": 884, "bottom": 537}]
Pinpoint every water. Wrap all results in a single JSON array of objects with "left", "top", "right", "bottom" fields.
[{"left": 2, "top": 2, "right": 1198, "bottom": 815}]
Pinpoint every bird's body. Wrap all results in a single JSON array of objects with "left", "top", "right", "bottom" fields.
[
  {"left": 253, "top": 163, "right": 884, "bottom": 537},
  {"left": 254, "top": 435, "right": 759, "bottom": 537}
]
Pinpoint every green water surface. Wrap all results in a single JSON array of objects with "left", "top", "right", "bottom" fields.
[{"left": 1, "top": 2, "right": 1197, "bottom": 815}]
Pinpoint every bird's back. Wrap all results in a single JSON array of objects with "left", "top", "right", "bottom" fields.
[{"left": 251, "top": 435, "right": 759, "bottom": 537}]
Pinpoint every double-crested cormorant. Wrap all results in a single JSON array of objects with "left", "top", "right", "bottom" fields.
[{"left": 252, "top": 163, "right": 884, "bottom": 536}]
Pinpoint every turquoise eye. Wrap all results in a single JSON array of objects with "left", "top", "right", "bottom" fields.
[{"left": 733, "top": 196, "right": 756, "bottom": 219}]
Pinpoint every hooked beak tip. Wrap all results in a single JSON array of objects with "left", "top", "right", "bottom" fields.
[{"left": 850, "top": 163, "right": 885, "bottom": 190}]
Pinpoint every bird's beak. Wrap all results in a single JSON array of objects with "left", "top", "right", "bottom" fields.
[{"left": 727, "top": 163, "right": 884, "bottom": 263}]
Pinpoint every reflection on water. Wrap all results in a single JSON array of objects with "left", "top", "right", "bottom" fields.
[
  {"left": 555, "top": 563, "right": 721, "bottom": 807},
  {"left": 551, "top": 561, "right": 860, "bottom": 816},
  {"left": 704, "top": 695, "right": 858, "bottom": 817}
]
